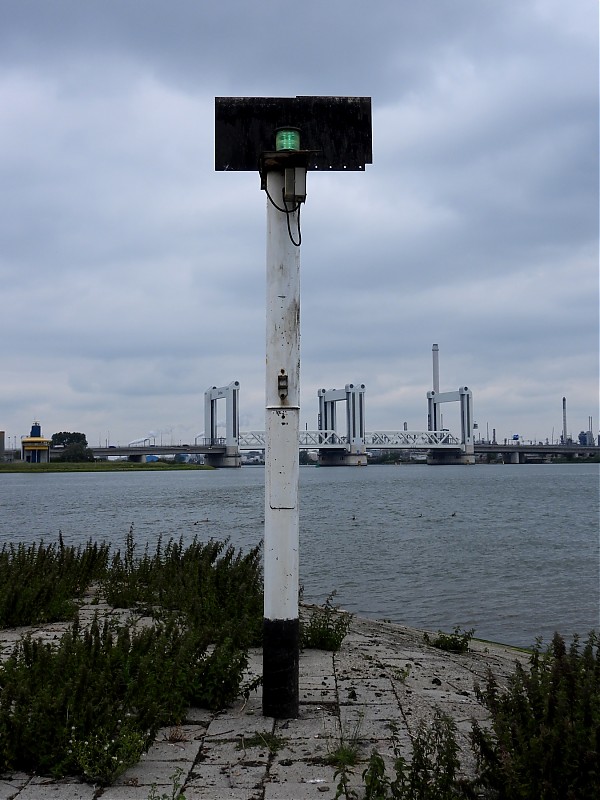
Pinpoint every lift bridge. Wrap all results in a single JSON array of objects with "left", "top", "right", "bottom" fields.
[{"left": 197, "top": 379, "right": 474, "bottom": 467}]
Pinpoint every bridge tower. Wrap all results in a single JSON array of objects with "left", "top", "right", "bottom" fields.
[
  {"left": 426, "top": 344, "right": 474, "bottom": 465},
  {"left": 427, "top": 387, "right": 475, "bottom": 464},
  {"left": 203, "top": 381, "right": 241, "bottom": 468},
  {"left": 317, "top": 384, "right": 367, "bottom": 466}
]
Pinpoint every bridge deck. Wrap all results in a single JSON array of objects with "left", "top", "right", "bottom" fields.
[
  {"left": 87, "top": 430, "right": 461, "bottom": 458},
  {"left": 77, "top": 436, "right": 598, "bottom": 460}
]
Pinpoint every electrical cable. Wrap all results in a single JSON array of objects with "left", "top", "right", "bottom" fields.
[
  {"left": 284, "top": 192, "right": 302, "bottom": 247},
  {"left": 264, "top": 183, "right": 302, "bottom": 247}
]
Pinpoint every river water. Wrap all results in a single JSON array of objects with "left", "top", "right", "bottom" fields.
[{"left": 1, "top": 463, "right": 598, "bottom": 648}]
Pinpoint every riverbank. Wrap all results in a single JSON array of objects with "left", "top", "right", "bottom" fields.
[{"left": 0, "top": 612, "right": 530, "bottom": 800}]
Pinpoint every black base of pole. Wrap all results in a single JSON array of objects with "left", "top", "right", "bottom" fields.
[{"left": 263, "top": 617, "right": 300, "bottom": 718}]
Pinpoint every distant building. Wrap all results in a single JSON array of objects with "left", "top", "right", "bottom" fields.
[{"left": 21, "top": 421, "right": 52, "bottom": 463}]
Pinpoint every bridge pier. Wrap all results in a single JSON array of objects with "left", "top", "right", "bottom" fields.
[
  {"left": 318, "top": 446, "right": 367, "bottom": 467},
  {"left": 204, "top": 446, "right": 242, "bottom": 468},
  {"left": 426, "top": 447, "right": 475, "bottom": 466}
]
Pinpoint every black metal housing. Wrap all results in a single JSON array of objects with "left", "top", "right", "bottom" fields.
[{"left": 215, "top": 96, "right": 372, "bottom": 172}]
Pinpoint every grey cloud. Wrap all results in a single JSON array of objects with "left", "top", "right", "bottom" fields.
[{"left": 0, "top": 0, "right": 596, "bottom": 445}]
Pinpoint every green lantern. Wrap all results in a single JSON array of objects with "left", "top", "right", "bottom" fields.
[{"left": 275, "top": 127, "right": 301, "bottom": 152}]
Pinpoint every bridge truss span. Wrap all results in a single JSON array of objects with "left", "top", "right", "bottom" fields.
[
  {"left": 365, "top": 430, "right": 461, "bottom": 449},
  {"left": 238, "top": 430, "right": 345, "bottom": 450},
  {"left": 237, "top": 430, "right": 460, "bottom": 451}
]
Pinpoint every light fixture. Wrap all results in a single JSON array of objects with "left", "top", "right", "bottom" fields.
[{"left": 275, "top": 127, "right": 301, "bottom": 152}]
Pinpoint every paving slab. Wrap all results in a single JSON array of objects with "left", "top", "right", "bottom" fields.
[
  {"left": 0, "top": 776, "right": 30, "bottom": 800},
  {"left": 13, "top": 783, "right": 97, "bottom": 800},
  {"left": 99, "top": 787, "right": 168, "bottom": 800},
  {"left": 263, "top": 780, "right": 337, "bottom": 799},
  {"left": 205, "top": 713, "right": 275, "bottom": 739},
  {"left": 185, "top": 762, "right": 265, "bottom": 790},
  {"left": 141, "top": 725, "right": 206, "bottom": 763}
]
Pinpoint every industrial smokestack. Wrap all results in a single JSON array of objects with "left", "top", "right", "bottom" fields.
[
  {"left": 562, "top": 397, "right": 567, "bottom": 444},
  {"left": 432, "top": 344, "right": 440, "bottom": 393}
]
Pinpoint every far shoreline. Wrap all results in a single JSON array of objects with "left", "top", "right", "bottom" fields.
[{"left": 0, "top": 461, "right": 215, "bottom": 473}]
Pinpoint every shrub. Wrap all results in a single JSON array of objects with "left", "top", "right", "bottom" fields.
[
  {"left": 0, "top": 532, "right": 264, "bottom": 784},
  {"left": 471, "top": 630, "right": 600, "bottom": 799},
  {"left": 0, "top": 537, "right": 109, "bottom": 628},
  {"left": 103, "top": 532, "right": 263, "bottom": 648},
  {"left": 189, "top": 637, "right": 248, "bottom": 710},
  {"left": 0, "top": 614, "right": 250, "bottom": 782}
]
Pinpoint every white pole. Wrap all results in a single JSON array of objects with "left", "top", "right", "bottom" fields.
[{"left": 263, "top": 168, "right": 301, "bottom": 718}]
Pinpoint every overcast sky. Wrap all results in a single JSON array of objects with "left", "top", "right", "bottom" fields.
[{"left": 1, "top": 0, "right": 597, "bottom": 449}]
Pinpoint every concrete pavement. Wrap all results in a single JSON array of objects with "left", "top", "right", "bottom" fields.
[{"left": 0, "top": 615, "right": 529, "bottom": 800}]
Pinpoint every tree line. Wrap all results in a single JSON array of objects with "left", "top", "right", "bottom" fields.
[{"left": 51, "top": 432, "right": 94, "bottom": 462}]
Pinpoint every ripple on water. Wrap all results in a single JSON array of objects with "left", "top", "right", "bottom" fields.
[{"left": 0, "top": 463, "right": 597, "bottom": 647}]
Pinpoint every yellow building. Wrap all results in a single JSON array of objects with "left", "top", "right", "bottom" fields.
[{"left": 21, "top": 421, "right": 52, "bottom": 463}]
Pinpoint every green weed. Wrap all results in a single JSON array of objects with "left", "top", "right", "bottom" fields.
[
  {"left": 301, "top": 591, "right": 353, "bottom": 652},
  {"left": 391, "top": 664, "right": 412, "bottom": 683},
  {"left": 0, "top": 616, "right": 214, "bottom": 781},
  {"left": 328, "top": 712, "right": 364, "bottom": 800},
  {"left": 424, "top": 626, "right": 475, "bottom": 654},
  {"left": 69, "top": 723, "right": 147, "bottom": 784},
  {"left": 327, "top": 737, "right": 361, "bottom": 769},
  {"left": 361, "top": 709, "right": 474, "bottom": 799},
  {"left": 147, "top": 767, "right": 187, "bottom": 799}
]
